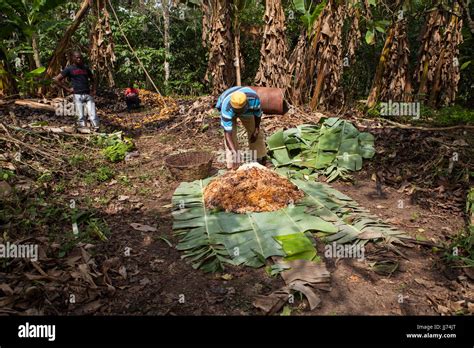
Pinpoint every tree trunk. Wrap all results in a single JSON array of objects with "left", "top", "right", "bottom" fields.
[
  {"left": 90, "top": 0, "right": 116, "bottom": 88},
  {"left": 289, "top": 0, "right": 345, "bottom": 109},
  {"left": 204, "top": 0, "right": 235, "bottom": 95},
  {"left": 344, "top": 0, "right": 361, "bottom": 65},
  {"left": 414, "top": 4, "right": 463, "bottom": 107},
  {"left": 233, "top": 15, "right": 241, "bottom": 86},
  {"left": 31, "top": 33, "right": 42, "bottom": 68},
  {"left": 46, "top": 0, "right": 91, "bottom": 79},
  {"left": 366, "top": 25, "right": 395, "bottom": 108},
  {"left": 201, "top": 0, "right": 211, "bottom": 47},
  {"left": 254, "top": 0, "right": 288, "bottom": 88},
  {"left": 367, "top": 18, "right": 412, "bottom": 108},
  {"left": 163, "top": 0, "right": 170, "bottom": 86},
  {"left": 299, "top": 0, "right": 345, "bottom": 110},
  {"left": 0, "top": 51, "right": 17, "bottom": 95},
  {"left": 286, "top": 31, "right": 307, "bottom": 104}
]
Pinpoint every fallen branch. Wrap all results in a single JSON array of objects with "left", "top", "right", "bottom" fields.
[
  {"left": 403, "top": 238, "right": 445, "bottom": 249},
  {"left": 14, "top": 100, "right": 55, "bottom": 112},
  {"left": 383, "top": 119, "right": 474, "bottom": 131},
  {"left": 168, "top": 115, "right": 194, "bottom": 131},
  {"left": 356, "top": 118, "right": 474, "bottom": 131},
  {"left": 0, "top": 122, "right": 12, "bottom": 138},
  {"left": 3, "top": 122, "right": 93, "bottom": 140}
]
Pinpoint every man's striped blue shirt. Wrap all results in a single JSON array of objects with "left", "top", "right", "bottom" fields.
[{"left": 215, "top": 86, "right": 262, "bottom": 132}]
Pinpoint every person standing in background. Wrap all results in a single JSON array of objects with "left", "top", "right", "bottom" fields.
[{"left": 54, "top": 51, "right": 99, "bottom": 130}]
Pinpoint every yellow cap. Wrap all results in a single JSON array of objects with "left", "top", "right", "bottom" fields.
[{"left": 230, "top": 91, "right": 247, "bottom": 110}]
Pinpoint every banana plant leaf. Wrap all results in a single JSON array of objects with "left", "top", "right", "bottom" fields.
[
  {"left": 172, "top": 174, "right": 409, "bottom": 273},
  {"left": 267, "top": 118, "right": 376, "bottom": 181},
  {"left": 291, "top": 179, "right": 408, "bottom": 245},
  {"left": 274, "top": 232, "right": 317, "bottom": 261}
]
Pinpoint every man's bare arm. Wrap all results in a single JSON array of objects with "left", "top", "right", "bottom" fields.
[
  {"left": 224, "top": 131, "right": 239, "bottom": 169},
  {"left": 225, "top": 131, "right": 237, "bottom": 153},
  {"left": 53, "top": 74, "right": 73, "bottom": 93}
]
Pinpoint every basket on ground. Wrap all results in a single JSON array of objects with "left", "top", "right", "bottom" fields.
[{"left": 164, "top": 151, "right": 213, "bottom": 181}]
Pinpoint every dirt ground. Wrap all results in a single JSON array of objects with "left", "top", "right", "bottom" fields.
[{"left": 1, "top": 98, "right": 473, "bottom": 316}]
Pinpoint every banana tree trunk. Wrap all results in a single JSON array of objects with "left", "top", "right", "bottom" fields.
[
  {"left": 201, "top": 0, "right": 210, "bottom": 47},
  {"left": 254, "top": 0, "right": 289, "bottom": 88},
  {"left": 204, "top": 0, "right": 235, "bottom": 94},
  {"left": 286, "top": 30, "right": 308, "bottom": 104},
  {"left": 428, "top": 6, "right": 462, "bottom": 107},
  {"left": 367, "top": 18, "right": 412, "bottom": 108},
  {"left": 290, "top": 0, "right": 345, "bottom": 109},
  {"left": 90, "top": 0, "right": 116, "bottom": 88},
  {"left": 366, "top": 27, "right": 395, "bottom": 108},
  {"left": 309, "top": 0, "right": 345, "bottom": 111},
  {"left": 415, "top": 3, "right": 462, "bottom": 107},
  {"left": 413, "top": 7, "right": 444, "bottom": 103}
]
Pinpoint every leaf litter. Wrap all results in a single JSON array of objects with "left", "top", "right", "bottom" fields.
[{"left": 0, "top": 240, "right": 126, "bottom": 315}]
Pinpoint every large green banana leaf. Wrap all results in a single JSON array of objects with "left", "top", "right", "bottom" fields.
[
  {"left": 274, "top": 232, "right": 318, "bottom": 261},
  {"left": 267, "top": 117, "right": 375, "bottom": 182},
  {"left": 172, "top": 175, "right": 409, "bottom": 272}
]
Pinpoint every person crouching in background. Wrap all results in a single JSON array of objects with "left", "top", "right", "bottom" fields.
[{"left": 124, "top": 84, "right": 140, "bottom": 112}]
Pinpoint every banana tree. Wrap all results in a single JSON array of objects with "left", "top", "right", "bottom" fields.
[
  {"left": 366, "top": 0, "right": 414, "bottom": 108},
  {"left": 0, "top": 0, "right": 64, "bottom": 69},
  {"left": 90, "top": 0, "right": 116, "bottom": 88},
  {"left": 367, "top": 18, "right": 413, "bottom": 108},
  {"left": 296, "top": 0, "right": 345, "bottom": 110},
  {"left": 413, "top": 1, "right": 464, "bottom": 107},
  {"left": 286, "top": 0, "right": 326, "bottom": 104}
]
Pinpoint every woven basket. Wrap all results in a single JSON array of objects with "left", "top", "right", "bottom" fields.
[{"left": 164, "top": 151, "right": 213, "bottom": 181}]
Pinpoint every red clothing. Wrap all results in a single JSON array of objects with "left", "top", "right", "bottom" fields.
[{"left": 125, "top": 87, "right": 139, "bottom": 97}]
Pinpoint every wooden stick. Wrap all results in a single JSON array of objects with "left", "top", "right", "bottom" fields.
[
  {"left": 14, "top": 100, "right": 55, "bottom": 112},
  {"left": 385, "top": 119, "right": 472, "bottom": 131},
  {"left": 404, "top": 239, "right": 445, "bottom": 249}
]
